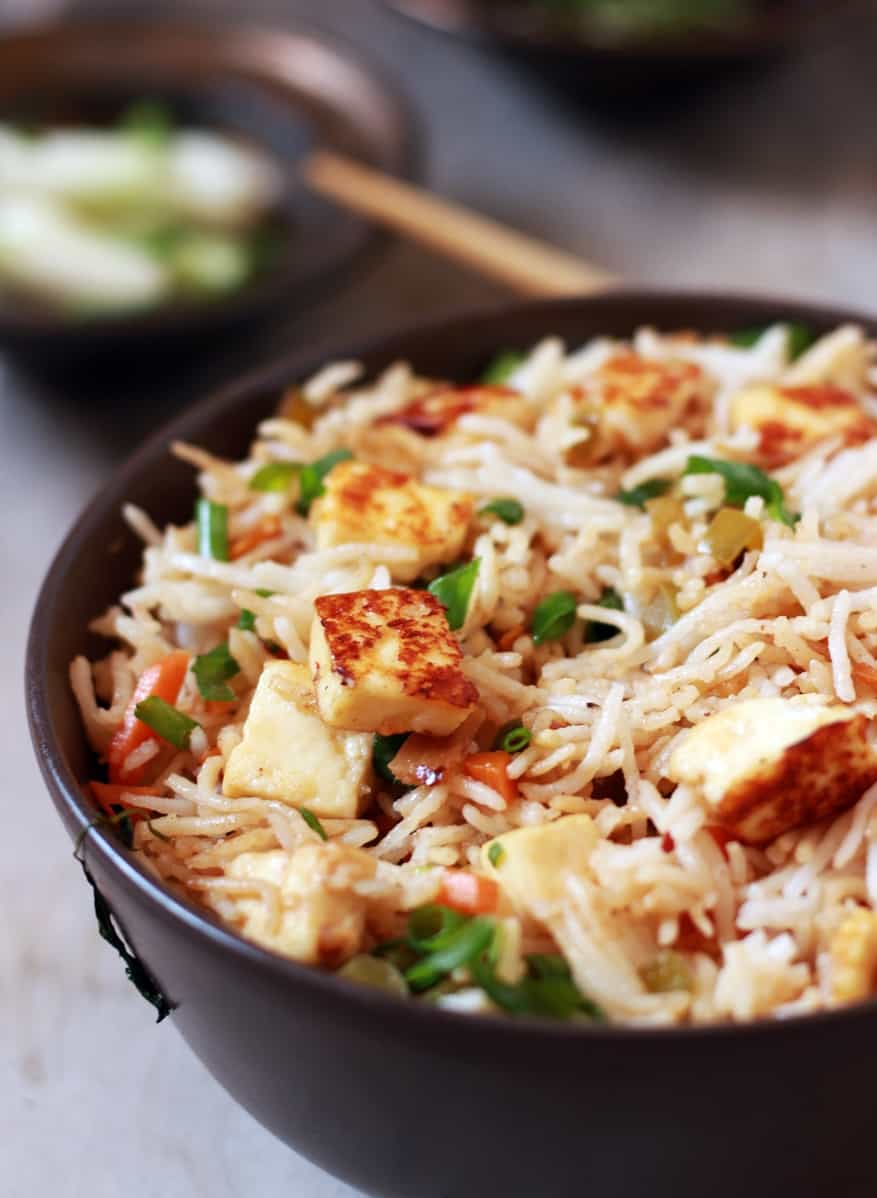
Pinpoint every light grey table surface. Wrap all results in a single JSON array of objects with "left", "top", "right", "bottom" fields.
[{"left": 5, "top": 3, "right": 877, "bottom": 1195}]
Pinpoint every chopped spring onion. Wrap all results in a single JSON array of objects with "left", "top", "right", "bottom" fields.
[
  {"left": 406, "top": 904, "right": 468, "bottom": 953},
  {"left": 479, "top": 497, "right": 525, "bottom": 525},
  {"left": 337, "top": 954, "right": 408, "bottom": 996},
  {"left": 428, "top": 558, "right": 481, "bottom": 631},
  {"left": 299, "top": 807, "right": 327, "bottom": 841},
  {"left": 471, "top": 951, "right": 605, "bottom": 1022},
  {"left": 133, "top": 695, "right": 199, "bottom": 750},
  {"left": 404, "top": 916, "right": 495, "bottom": 993},
  {"left": 615, "top": 478, "right": 671, "bottom": 509},
  {"left": 530, "top": 590, "right": 577, "bottom": 645},
  {"left": 684, "top": 455, "right": 798, "bottom": 527},
  {"left": 487, "top": 842, "right": 506, "bottom": 868},
  {"left": 237, "top": 609, "right": 256, "bottom": 632},
  {"left": 729, "top": 321, "right": 815, "bottom": 361},
  {"left": 249, "top": 461, "right": 300, "bottom": 493},
  {"left": 497, "top": 724, "right": 532, "bottom": 754},
  {"left": 481, "top": 350, "right": 524, "bottom": 385},
  {"left": 192, "top": 642, "right": 240, "bottom": 702},
  {"left": 296, "top": 448, "right": 354, "bottom": 516},
  {"left": 196, "top": 498, "right": 229, "bottom": 560},
  {"left": 585, "top": 586, "right": 624, "bottom": 644},
  {"left": 373, "top": 732, "right": 409, "bottom": 785},
  {"left": 641, "top": 949, "right": 693, "bottom": 994},
  {"left": 705, "top": 507, "right": 763, "bottom": 567}
]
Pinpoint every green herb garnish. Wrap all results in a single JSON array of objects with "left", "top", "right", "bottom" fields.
[
  {"left": 685, "top": 455, "right": 798, "bottom": 527},
  {"left": 405, "top": 916, "right": 495, "bottom": 993},
  {"left": 196, "top": 498, "right": 229, "bottom": 561},
  {"left": 428, "top": 558, "right": 481, "bottom": 631},
  {"left": 296, "top": 449, "right": 354, "bottom": 516},
  {"left": 192, "top": 642, "right": 240, "bottom": 702},
  {"left": 585, "top": 586, "right": 624, "bottom": 644},
  {"left": 729, "top": 321, "right": 815, "bottom": 361},
  {"left": 134, "top": 695, "right": 199, "bottom": 750},
  {"left": 373, "top": 732, "right": 409, "bottom": 785},
  {"left": 237, "top": 609, "right": 256, "bottom": 632},
  {"left": 487, "top": 842, "right": 506, "bottom": 868},
  {"left": 479, "top": 497, "right": 525, "bottom": 525},
  {"left": 531, "top": 590, "right": 578, "bottom": 645},
  {"left": 249, "top": 462, "right": 301, "bottom": 493},
  {"left": 299, "top": 807, "right": 327, "bottom": 841},
  {"left": 615, "top": 478, "right": 671, "bottom": 509},
  {"left": 497, "top": 724, "right": 532, "bottom": 754},
  {"left": 481, "top": 350, "right": 525, "bottom": 385}
]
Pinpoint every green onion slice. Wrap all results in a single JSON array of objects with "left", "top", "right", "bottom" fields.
[
  {"left": 134, "top": 695, "right": 199, "bottom": 750},
  {"left": 237, "top": 609, "right": 256, "bottom": 632},
  {"left": 487, "top": 842, "right": 505, "bottom": 868},
  {"left": 406, "top": 905, "right": 468, "bottom": 954},
  {"left": 120, "top": 100, "right": 173, "bottom": 147},
  {"left": 497, "top": 724, "right": 531, "bottom": 754},
  {"left": 192, "top": 642, "right": 240, "bottom": 702},
  {"left": 530, "top": 590, "right": 578, "bottom": 645},
  {"left": 729, "top": 321, "right": 814, "bottom": 361},
  {"left": 481, "top": 350, "right": 525, "bottom": 385},
  {"left": 585, "top": 586, "right": 624, "bottom": 644},
  {"left": 684, "top": 455, "right": 798, "bottom": 527},
  {"left": 373, "top": 732, "right": 409, "bottom": 785},
  {"left": 296, "top": 449, "right": 354, "bottom": 516},
  {"left": 615, "top": 478, "right": 671, "bottom": 509},
  {"left": 299, "top": 807, "right": 327, "bottom": 841},
  {"left": 479, "top": 497, "right": 525, "bottom": 525},
  {"left": 428, "top": 558, "right": 481, "bottom": 631},
  {"left": 405, "top": 916, "right": 495, "bottom": 993},
  {"left": 249, "top": 462, "right": 301, "bottom": 493},
  {"left": 196, "top": 498, "right": 229, "bottom": 561},
  {"left": 471, "top": 952, "right": 606, "bottom": 1022}
]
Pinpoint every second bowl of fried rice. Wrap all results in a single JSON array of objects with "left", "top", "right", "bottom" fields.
[{"left": 28, "top": 291, "right": 877, "bottom": 1198}]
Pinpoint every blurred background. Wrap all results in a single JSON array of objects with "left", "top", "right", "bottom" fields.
[{"left": 3, "top": 1, "right": 877, "bottom": 1195}]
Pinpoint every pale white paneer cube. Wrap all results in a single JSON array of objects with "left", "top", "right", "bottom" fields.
[
  {"left": 309, "top": 459, "right": 473, "bottom": 583},
  {"left": 226, "top": 842, "right": 375, "bottom": 966},
  {"left": 310, "top": 587, "right": 478, "bottom": 736},
  {"left": 668, "top": 697, "right": 877, "bottom": 845},
  {"left": 830, "top": 908, "right": 877, "bottom": 1005},
  {"left": 551, "top": 352, "right": 704, "bottom": 466},
  {"left": 222, "top": 661, "right": 373, "bottom": 818},
  {"left": 729, "top": 383, "right": 874, "bottom": 466},
  {"left": 481, "top": 815, "right": 598, "bottom": 915}
]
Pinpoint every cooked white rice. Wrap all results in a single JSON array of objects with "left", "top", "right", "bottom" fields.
[{"left": 71, "top": 320, "right": 877, "bottom": 1025}]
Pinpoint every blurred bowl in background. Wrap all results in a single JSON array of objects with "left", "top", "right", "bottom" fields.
[{"left": 0, "top": 22, "right": 420, "bottom": 363}]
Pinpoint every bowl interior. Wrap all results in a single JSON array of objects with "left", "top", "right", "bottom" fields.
[{"left": 0, "top": 22, "right": 418, "bottom": 345}]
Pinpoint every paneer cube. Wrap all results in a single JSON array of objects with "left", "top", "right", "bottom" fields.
[
  {"left": 830, "top": 907, "right": 877, "bottom": 1005},
  {"left": 222, "top": 661, "right": 373, "bottom": 818},
  {"left": 481, "top": 815, "right": 598, "bottom": 915},
  {"left": 309, "top": 459, "right": 473, "bottom": 583},
  {"left": 226, "top": 842, "right": 375, "bottom": 966},
  {"left": 377, "top": 384, "right": 532, "bottom": 437},
  {"left": 668, "top": 697, "right": 877, "bottom": 845},
  {"left": 729, "top": 383, "right": 874, "bottom": 467},
  {"left": 310, "top": 587, "right": 479, "bottom": 736},
  {"left": 559, "top": 353, "right": 704, "bottom": 465}
]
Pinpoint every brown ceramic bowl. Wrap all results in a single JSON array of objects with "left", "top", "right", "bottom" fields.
[
  {"left": 383, "top": 0, "right": 861, "bottom": 94},
  {"left": 0, "top": 22, "right": 419, "bottom": 361},
  {"left": 27, "top": 292, "right": 877, "bottom": 1198}
]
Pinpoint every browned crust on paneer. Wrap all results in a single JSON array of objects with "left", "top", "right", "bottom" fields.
[
  {"left": 716, "top": 715, "right": 877, "bottom": 845},
  {"left": 755, "top": 386, "right": 875, "bottom": 467},
  {"left": 598, "top": 352, "right": 702, "bottom": 410},
  {"left": 313, "top": 588, "right": 479, "bottom": 710},
  {"left": 323, "top": 461, "right": 473, "bottom": 544}
]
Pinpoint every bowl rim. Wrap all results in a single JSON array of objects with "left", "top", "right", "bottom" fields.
[
  {"left": 0, "top": 17, "right": 423, "bottom": 341},
  {"left": 27, "top": 286, "right": 877, "bottom": 1045}
]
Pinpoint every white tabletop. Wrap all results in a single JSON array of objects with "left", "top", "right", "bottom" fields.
[{"left": 5, "top": 2, "right": 877, "bottom": 1194}]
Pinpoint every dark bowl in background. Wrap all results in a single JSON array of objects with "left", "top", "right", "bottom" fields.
[
  {"left": 27, "top": 292, "right": 877, "bottom": 1198},
  {"left": 383, "top": 0, "right": 862, "bottom": 95},
  {"left": 0, "top": 22, "right": 419, "bottom": 363}
]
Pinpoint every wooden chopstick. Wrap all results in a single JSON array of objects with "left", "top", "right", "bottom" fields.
[{"left": 302, "top": 150, "right": 617, "bottom": 298}]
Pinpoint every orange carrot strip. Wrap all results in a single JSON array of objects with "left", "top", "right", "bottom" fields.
[
  {"left": 89, "top": 782, "right": 162, "bottom": 817},
  {"left": 853, "top": 662, "right": 877, "bottom": 690},
  {"left": 497, "top": 624, "right": 526, "bottom": 652},
  {"left": 463, "top": 750, "right": 519, "bottom": 806},
  {"left": 230, "top": 516, "right": 281, "bottom": 560},
  {"left": 107, "top": 650, "right": 190, "bottom": 783},
  {"left": 438, "top": 869, "right": 499, "bottom": 916}
]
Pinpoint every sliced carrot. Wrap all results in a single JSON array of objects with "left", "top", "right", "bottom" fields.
[
  {"left": 107, "top": 650, "right": 190, "bottom": 784},
  {"left": 438, "top": 869, "right": 499, "bottom": 916},
  {"left": 853, "top": 662, "right": 877, "bottom": 690},
  {"left": 230, "top": 515, "right": 281, "bottom": 560},
  {"left": 89, "top": 782, "right": 162, "bottom": 817},
  {"left": 463, "top": 750, "right": 519, "bottom": 806},
  {"left": 497, "top": 624, "right": 526, "bottom": 651}
]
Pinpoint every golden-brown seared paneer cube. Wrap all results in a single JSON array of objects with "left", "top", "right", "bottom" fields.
[
  {"left": 226, "top": 842, "right": 375, "bottom": 966},
  {"left": 729, "top": 383, "right": 875, "bottom": 467},
  {"left": 830, "top": 907, "right": 877, "bottom": 1005},
  {"left": 309, "top": 459, "right": 473, "bottom": 583},
  {"left": 222, "top": 661, "right": 373, "bottom": 818},
  {"left": 377, "top": 384, "right": 531, "bottom": 437},
  {"left": 668, "top": 697, "right": 877, "bottom": 845},
  {"left": 563, "top": 353, "right": 704, "bottom": 465},
  {"left": 310, "top": 587, "right": 479, "bottom": 736}
]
